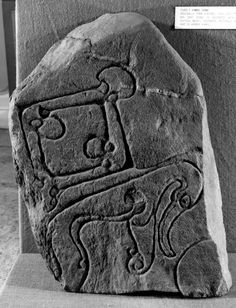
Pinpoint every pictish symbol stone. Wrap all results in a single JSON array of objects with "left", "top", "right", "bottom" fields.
[{"left": 9, "top": 12, "right": 232, "bottom": 297}]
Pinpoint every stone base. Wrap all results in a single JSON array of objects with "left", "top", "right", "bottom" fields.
[{"left": 0, "top": 253, "right": 235, "bottom": 308}]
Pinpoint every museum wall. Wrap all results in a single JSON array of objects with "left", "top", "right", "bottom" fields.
[{"left": 16, "top": 0, "right": 236, "bottom": 252}]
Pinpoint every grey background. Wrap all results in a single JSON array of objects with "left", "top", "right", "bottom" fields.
[{"left": 16, "top": 0, "right": 236, "bottom": 252}]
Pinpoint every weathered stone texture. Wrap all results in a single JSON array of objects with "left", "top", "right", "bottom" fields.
[{"left": 9, "top": 12, "right": 231, "bottom": 297}]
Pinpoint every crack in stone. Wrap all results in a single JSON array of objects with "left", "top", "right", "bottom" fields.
[{"left": 146, "top": 87, "right": 181, "bottom": 99}]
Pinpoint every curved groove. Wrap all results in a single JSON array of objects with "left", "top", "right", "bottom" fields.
[
  {"left": 165, "top": 165, "right": 203, "bottom": 258},
  {"left": 54, "top": 150, "right": 198, "bottom": 193},
  {"left": 21, "top": 106, "right": 54, "bottom": 178},
  {"left": 41, "top": 97, "right": 104, "bottom": 112},
  {"left": 68, "top": 200, "right": 147, "bottom": 289},
  {"left": 45, "top": 231, "right": 63, "bottom": 282},
  {"left": 183, "top": 159, "right": 202, "bottom": 174},
  {"left": 70, "top": 217, "right": 90, "bottom": 291},
  {"left": 158, "top": 179, "right": 183, "bottom": 257},
  {"left": 98, "top": 64, "right": 136, "bottom": 169},
  {"left": 129, "top": 180, "right": 180, "bottom": 274},
  {"left": 19, "top": 108, "right": 37, "bottom": 172},
  {"left": 160, "top": 178, "right": 189, "bottom": 257},
  {"left": 34, "top": 129, "right": 54, "bottom": 177},
  {"left": 166, "top": 188, "right": 204, "bottom": 256},
  {"left": 112, "top": 102, "right": 134, "bottom": 168},
  {"left": 46, "top": 114, "right": 67, "bottom": 140},
  {"left": 48, "top": 166, "right": 159, "bottom": 223},
  {"left": 18, "top": 83, "right": 104, "bottom": 108},
  {"left": 97, "top": 64, "right": 136, "bottom": 100},
  {"left": 174, "top": 238, "right": 209, "bottom": 293},
  {"left": 127, "top": 220, "right": 148, "bottom": 275},
  {"left": 100, "top": 105, "right": 109, "bottom": 142},
  {"left": 159, "top": 203, "right": 178, "bottom": 257},
  {"left": 38, "top": 105, "right": 50, "bottom": 118}
]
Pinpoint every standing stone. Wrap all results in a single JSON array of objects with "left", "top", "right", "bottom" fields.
[{"left": 9, "top": 12, "right": 232, "bottom": 297}]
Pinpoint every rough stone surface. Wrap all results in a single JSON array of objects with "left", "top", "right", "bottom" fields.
[{"left": 9, "top": 12, "right": 232, "bottom": 297}]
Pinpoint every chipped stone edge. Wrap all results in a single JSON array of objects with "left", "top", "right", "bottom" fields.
[{"left": 202, "top": 98, "right": 232, "bottom": 294}]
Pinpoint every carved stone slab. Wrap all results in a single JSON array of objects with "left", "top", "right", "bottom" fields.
[{"left": 9, "top": 12, "right": 232, "bottom": 297}]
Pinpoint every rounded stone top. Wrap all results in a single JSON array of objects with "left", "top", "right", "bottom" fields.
[{"left": 12, "top": 12, "right": 203, "bottom": 108}]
